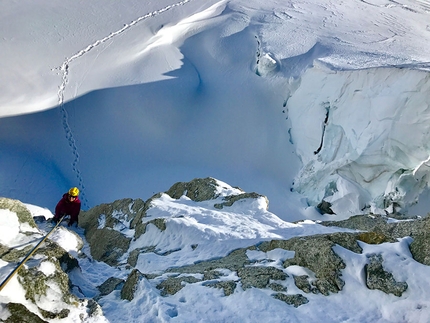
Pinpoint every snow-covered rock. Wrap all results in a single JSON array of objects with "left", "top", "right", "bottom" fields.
[{"left": 0, "top": 198, "right": 107, "bottom": 322}]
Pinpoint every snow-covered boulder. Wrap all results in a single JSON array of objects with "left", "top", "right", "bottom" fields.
[{"left": 165, "top": 177, "right": 244, "bottom": 202}]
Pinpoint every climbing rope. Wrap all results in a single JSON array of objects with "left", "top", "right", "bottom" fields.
[{"left": 0, "top": 215, "right": 66, "bottom": 292}]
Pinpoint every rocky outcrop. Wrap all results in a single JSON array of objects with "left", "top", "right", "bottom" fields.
[
  {"left": 81, "top": 178, "right": 272, "bottom": 270},
  {"left": 0, "top": 197, "right": 105, "bottom": 322},
  {"left": 365, "top": 254, "right": 408, "bottom": 296},
  {"left": 148, "top": 212, "right": 423, "bottom": 304},
  {"left": 166, "top": 247, "right": 253, "bottom": 274},
  {"left": 409, "top": 233, "right": 430, "bottom": 265},
  {"left": 121, "top": 269, "right": 145, "bottom": 301},
  {"left": 316, "top": 200, "right": 335, "bottom": 215},
  {"left": 165, "top": 177, "right": 224, "bottom": 202},
  {"left": 86, "top": 228, "right": 131, "bottom": 266},
  {"left": 131, "top": 193, "right": 161, "bottom": 239},
  {"left": 259, "top": 232, "right": 361, "bottom": 295},
  {"left": 157, "top": 275, "right": 201, "bottom": 296},
  {"left": 204, "top": 280, "right": 237, "bottom": 296},
  {"left": 237, "top": 266, "right": 287, "bottom": 290},
  {"left": 97, "top": 277, "right": 125, "bottom": 298},
  {"left": 321, "top": 213, "right": 430, "bottom": 266},
  {"left": 272, "top": 293, "right": 309, "bottom": 307},
  {"left": 321, "top": 213, "right": 430, "bottom": 239},
  {"left": 4, "top": 303, "right": 48, "bottom": 323},
  {"left": 80, "top": 198, "right": 145, "bottom": 265},
  {"left": 214, "top": 192, "right": 268, "bottom": 210},
  {"left": 66, "top": 178, "right": 430, "bottom": 312},
  {"left": 166, "top": 177, "right": 267, "bottom": 210},
  {"left": 153, "top": 246, "right": 306, "bottom": 304},
  {"left": 80, "top": 198, "right": 145, "bottom": 234}
]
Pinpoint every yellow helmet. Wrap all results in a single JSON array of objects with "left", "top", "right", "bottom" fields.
[{"left": 68, "top": 187, "right": 80, "bottom": 197}]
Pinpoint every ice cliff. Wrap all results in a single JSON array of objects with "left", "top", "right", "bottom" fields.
[{"left": 286, "top": 64, "right": 430, "bottom": 217}]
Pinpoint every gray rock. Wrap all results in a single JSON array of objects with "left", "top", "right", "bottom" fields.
[
  {"left": 17, "top": 257, "right": 78, "bottom": 305},
  {"left": 86, "top": 299, "right": 104, "bottom": 317},
  {"left": 127, "top": 249, "right": 140, "bottom": 267},
  {"left": 80, "top": 198, "right": 144, "bottom": 264},
  {"left": 365, "top": 253, "right": 408, "bottom": 296},
  {"left": 38, "top": 307, "right": 70, "bottom": 320},
  {"left": 237, "top": 266, "right": 287, "bottom": 290},
  {"left": 293, "top": 275, "right": 317, "bottom": 294},
  {"left": 84, "top": 228, "right": 131, "bottom": 266},
  {"left": 165, "top": 177, "right": 226, "bottom": 202},
  {"left": 272, "top": 293, "right": 309, "bottom": 307},
  {"left": 131, "top": 194, "right": 161, "bottom": 239},
  {"left": 1, "top": 244, "right": 34, "bottom": 262},
  {"left": 409, "top": 233, "right": 430, "bottom": 266},
  {"left": 321, "top": 213, "right": 430, "bottom": 266},
  {"left": 134, "top": 218, "right": 167, "bottom": 240},
  {"left": 98, "top": 277, "right": 125, "bottom": 297},
  {"left": 317, "top": 200, "right": 335, "bottom": 215},
  {"left": 321, "top": 213, "right": 430, "bottom": 241},
  {"left": 259, "top": 233, "right": 360, "bottom": 295},
  {"left": 4, "top": 303, "right": 48, "bottom": 323},
  {"left": 121, "top": 269, "right": 144, "bottom": 301},
  {"left": 204, "top": 280, "right": 237, "bottom": 296},
  {"left": 0, "top": 197, "right": 37, "bottom": 228},
  {"left": 214, "top": 192, "right": 268, "bottom": 210},
  {"left": 157, "top": 275, "right": 201, "bottom": 296},
  {"left": 203, "top": 270, "right": 223, "bottom": 280},
  {"left": 167, "top": 247, "right": 253, "bottom": 274},
  {"left": 268, "top": 282, "right": 288, "bottom": 292},
  {"left": 35, "top": 240, "right": 80, "bottom": 272}
]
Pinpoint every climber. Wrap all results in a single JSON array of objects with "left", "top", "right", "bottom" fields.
[{"left": 52, "top": 187, "right": 81, "bottom": 227}]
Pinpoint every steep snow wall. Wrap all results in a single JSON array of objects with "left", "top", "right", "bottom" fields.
[{"left": 288, "top": 63, "right": 430, "bottom": 216}]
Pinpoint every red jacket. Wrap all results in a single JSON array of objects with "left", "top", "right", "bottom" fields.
[{"left": 55, "top": 193, "right": 81, "bottom": 220}]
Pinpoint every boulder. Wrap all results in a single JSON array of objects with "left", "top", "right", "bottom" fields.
[
  {"left": 272, "top": 293, "right": 309, "bottom": 307},
  {"left": 121, "top": 269, "right": 144, "bottom": 301},
  {"left": 165, "top": 177, "right": 227, "bottom": 202},
  {"left": 156, "top": 275, "right": 201, "bottom": 296},
  {"left": 317, "top": 200, "right": 335, "bottom": 215},
  {"left": 409, "top": 233, "right": 430, "bottom": 265},
  {"left": 131, "top": 193, "right": 161, "bottom": 239},
  {"left": 365, "top": 253, "right": 408, "bottom": 296},
  {"left": 98, "top": 277, "right": 125, "bottom": 297}
]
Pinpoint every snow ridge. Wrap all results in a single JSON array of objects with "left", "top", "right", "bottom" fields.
[{"left": 55, "top": 0, "right": 193, "bottom": 208}]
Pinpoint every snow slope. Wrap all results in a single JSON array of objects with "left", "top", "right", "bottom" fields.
[
  {"left": 1, "top": 0, "right": 430, "bottom": 220},
  {"left": 2, "top": 184, "right": 430, "bottom": 323}
]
